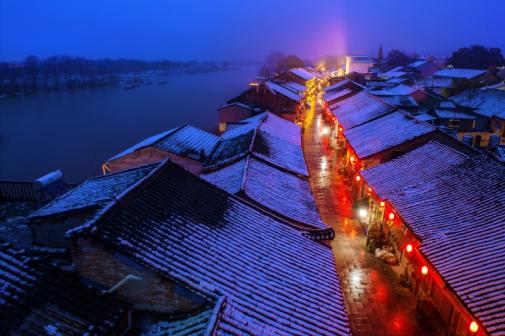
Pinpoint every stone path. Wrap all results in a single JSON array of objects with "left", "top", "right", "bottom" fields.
[{"left": 303, "top": 102, "right": 434, "bottom": 336}]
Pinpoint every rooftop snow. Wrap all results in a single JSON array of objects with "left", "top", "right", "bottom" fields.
[
  {"left": 27, "top": 162, "right": 161, "bottom": 220},
  {"left": 388, "top": 84, "right": 420, "bottom": 95},
  {"left": 432, "top": 109, "right": 475, "bottom": 119},
  {"left": 432, "top": 68, "right": 488, "bottom": 79},
  {"left": 107, "top": 124, "right": 219, "bottom": 162},
  {"left": 343, "top": 111, "right": 436, "bottom": 159},
  {"left": 488, "top": 144, "right": 505, "bottom": 160},
  {"left": 386, "top": 154, "right": 505, "bottom": 335},
  {"left": 202, "top": 156, "right": 325, "bottom": 228},
  {"left": 0, "top": 246, "right": 129, "bottom": 335},
  {"left": 360, "top": 141, "right": 468, "bottom": 201},
  {"left": 408, "top": 61, "right": 428, "bottom": 68},
  {"left": 266, "top": 81, "right": 301, "bottom": 102},
  {"left": 375, "top": 95, "right": 419, "bottom": 107},
  {"left": 380, "top": 71, "right": 407, "bottom": 78},
  {"left": 323, "top": 88, "right": 353, "bottom": 103},
  {"left": 329, "top": 91, "right": 397, "bottom": 130},
  {"left": 68, "top": 159, "right": 350, "bottom": 336},
  {"left": 283, "top": 81, "right": 308, "bottom": 93},
  {"left": 451, "top": 89, "right": 505, "bottom": 109},
  {"left": 473, "top": 99, "right": 505, "bottom": 119},
  {"left": 218, "top": 102, "right": 253, "bottom": 110},
  {"left": 324, "top": 79, "right": 366, "bottom": 92},
  {"left": 289, "top": 68, "right": 316, "bottom": 81},
  {"left": 413, "top": 77, "right": 453, "bottom": 88}
]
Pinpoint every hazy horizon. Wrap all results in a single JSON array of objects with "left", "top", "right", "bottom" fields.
[{"left": 1, "top": 0, "right": 505, "bottom": 63}]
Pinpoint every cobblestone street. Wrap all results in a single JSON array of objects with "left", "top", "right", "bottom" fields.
[{"left": 303, "top": 101, "right": 432, "bottom": 336}]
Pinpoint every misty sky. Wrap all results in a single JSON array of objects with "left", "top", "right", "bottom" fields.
[{"left": 1, "top": 0, "right": 504, "bottom": 62}]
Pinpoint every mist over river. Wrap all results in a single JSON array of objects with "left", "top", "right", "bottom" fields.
[{"left": 0, "top": 66, "right": 257, "bottom": 183}]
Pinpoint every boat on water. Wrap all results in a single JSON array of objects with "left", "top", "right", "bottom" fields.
[
  {"left": 158, "top": 80, "right": 167, "bottom": 85},
  {"left": 125, "top": 85, "right": 134, "bottom": 90}
]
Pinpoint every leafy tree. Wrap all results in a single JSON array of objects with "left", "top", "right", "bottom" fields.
[
  {"left": 275, "top": 54, "right": 304, "bottom": 73},
  {"left": 447, "top": 45, "right": 505, "bottom": 70},
  {"left": 377, "top": 44, "right": 384, "bottom": 62},
  {"left": 385, "top": 49, "right": 412, "bottom": 68},
  {"left": 442, "top": 78, "right": 483, "bottom": 98},
  {"left": 257, "top": 51, "right": 285, "bottom": 77}
]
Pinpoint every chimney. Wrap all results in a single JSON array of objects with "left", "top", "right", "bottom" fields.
[{"left": 474, "top": 135, "right": 481, "bottom": 148}]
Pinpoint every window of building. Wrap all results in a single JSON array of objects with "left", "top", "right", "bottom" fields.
[{"left": 448, "top": 119, "right": 460, "bottom": 129}]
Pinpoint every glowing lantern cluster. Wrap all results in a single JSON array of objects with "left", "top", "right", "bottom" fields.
[{"left": 470, "top": 321, "right": 478, "bottom": 333}]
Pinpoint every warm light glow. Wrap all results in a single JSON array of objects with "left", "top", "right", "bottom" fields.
[
  {"left": 422, "top": 266, "right": 428, "bottom": 275},
  {"left": 323, "top": 127, "right": 329, "bottom": 135},
  {"left": 368, "top": 187, "right": 372, "bottom": 192},
  {"left": 389, "top": 213, "right": 395, "bottom": 220},
  {"left": 250, "top": 83, "right": 259, "bottom": 86},
  {"left": 470, "top": 321, "right": 478, "bottom": 333},
  {"left": 356, "top": 176, "right": 361, "bottom": 181},
  {"left": 339, "top": 127, "right": 343, "bottom": 132},
  {"left": 406, "top": 244, "right": 413, "bottom": 253},
  {"left": 359, "top": 209, "right": 367, "bottom": 217},
  {"left": 380, "top": 201, "right": 385, "bottom": 207},
  {"left": 350, "top": 157, "right": 355, "bottom": 163}
]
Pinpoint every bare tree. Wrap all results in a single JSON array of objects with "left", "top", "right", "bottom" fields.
[
  {"left": 0, "top": 62, "right": 9, "bottom": 91},
  {"left": 24, "top": 55, "right": 39, "bottom": 90},
  {"left": 258, "top": 51, "right": 285, "bottom": 77}
]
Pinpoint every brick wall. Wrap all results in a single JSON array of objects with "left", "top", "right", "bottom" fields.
[
  {"left": 218, "top": 105, "right": 253, "bottom": 132},
  {"left": 30, "top": 213, "right": 90, "bottom": 248},
  {"left": 108, "top": 147, "right": 204, "bottom": 174},
  {"left": 71, "top": 237, "right": 201, "bottom": 313}
]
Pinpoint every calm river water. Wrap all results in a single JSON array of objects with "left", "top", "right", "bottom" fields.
[{"left": 0, "top": 66, "right": 257, "bottom": 183}]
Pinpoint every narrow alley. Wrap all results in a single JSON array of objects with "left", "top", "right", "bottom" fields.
[{"left": 303, "top": 100, "right": 433, "bottom": 336}]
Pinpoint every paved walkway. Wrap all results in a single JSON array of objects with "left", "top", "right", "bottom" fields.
[{"left": 303, "top": 102, "right": 432, "bottom": 336}]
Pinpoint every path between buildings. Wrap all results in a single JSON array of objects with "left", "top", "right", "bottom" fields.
[{"left": 303, "top": 101, "right": 433, "bottom": 336}]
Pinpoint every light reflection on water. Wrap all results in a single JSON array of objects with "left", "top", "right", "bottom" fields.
[{"left": 0, "top": 67, "right": 257, "bottom": 182}]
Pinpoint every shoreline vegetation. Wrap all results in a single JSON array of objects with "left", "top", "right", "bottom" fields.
[{"left": 0, "top": 55, "right": 259, "bottom": 98}]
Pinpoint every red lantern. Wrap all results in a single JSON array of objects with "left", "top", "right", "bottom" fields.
[
  {"left": 356, "top": 176, "right": 361, "bottom": 181},
  {"left": 422, "top": 266, "right": 428, "bottom": 275},
  {"left": 350, "top": 157, "right": 355, "bottom": 164},
  {"left": 380, "top": 201, "right": 385, "bottom": 207},
  {"left": 406, "top": 245, "right": 413, "bottom": 253},
  {"left": 368, "top": 187, "right": 372, "bottom": 192},
  {"left": 389, "top": 213, "right": 395, "bottom": 220},
  {"left": 339, "top": 127, "right": 343, "bottom": 132}
]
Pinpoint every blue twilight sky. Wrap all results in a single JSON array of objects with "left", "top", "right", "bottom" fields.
[{"left": 1, "top": 0, "right": 504, "bottom": 62}]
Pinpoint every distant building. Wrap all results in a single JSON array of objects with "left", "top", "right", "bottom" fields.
[
  {"left": 407, "top": 61, "right": 440, "bottom": 77},
  {"left": 345, "top": 55, "right": 374, "bottom": 74},
  {"left": 103, "top": 124, "right": 219, "bottom": 174},
  {"left": 274, "top": 68, "right": 316, "bottom": 88},
  {"left": 432, "top": 68, "right": 502, "bottom": 84}
]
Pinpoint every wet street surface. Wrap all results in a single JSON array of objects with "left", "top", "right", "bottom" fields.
[{"left": 303, "top": 101, "right": 434, "bottom": 336}]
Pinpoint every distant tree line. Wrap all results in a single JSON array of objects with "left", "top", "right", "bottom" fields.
[{"left": 0, "top": 55, "right": 236, "bottom": 95}]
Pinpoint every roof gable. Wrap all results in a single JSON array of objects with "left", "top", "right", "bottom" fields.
[
  {"left": 433, "top": 68, "right": 488, "bottom": 79},
  {"left": 289, "top": 68, "right": 315, "bottom": 81}
]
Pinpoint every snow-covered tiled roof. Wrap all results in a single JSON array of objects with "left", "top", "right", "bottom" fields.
[
  {"left": 451, "top": 89, "right": 505, "bottom": 109},
  {"left": 289, "top": 68, "right": 316, "bottom": 81},
  {"left": 283, "top": 81, "right": 308, "bottom": 93},
  {"left": 388, "top": 84, "right": 419, "bottom": 95},
  {"left": 0, "top": 246, "right": 130, "bottom": 335},
  {"left": 440, "top": 100, "right": 457, "bottom": 108},
  {"left": 142, "top": 301, "right": 220, "bottom": 336},
  {"left": 218, "top": 102, "right": 253, "bottom": 110},
  {"left": 381, "top": 71, "right": 407, "bottom": 78},
  {"left": 206, "top": 112, "right": 307, "bottom": 175},
  {"left": 473, "top": 100, "right": 505, "bottom": 119},
  {"left": 202, "top": 156, "right": 325, "bottom": 229},
  {"left": 408, "top": 61, "right": 428, "bottom": 68},
  {"left": 487, "top": 144, "right": 505, "bottom": 160},
  {"left": 386, "top": 154, "right": 505, "bottom": 335},
  {"left": 433, "top": 109, "right": 475, "bottom": 119},
  {"left": 365, "top": 81, "right": 396, "bottom": 88},
  {"left": 323, "top": 88, "right": 353, "bottom": 103},
  {"left": 68, "top": 159, "right": 351, "bottom": 336},
  {"left": 27, "top": 162, "right": 161, "bottom": 220},
  {"left": 224, "top": 122, "right": 248, "bottom": 133},
  {"left": 107, "top": 124, "right": 219, "bottom": 162},
  {"left": 329, "top": 91, "right": 397, "bottom": 130},
  {"left": 432, "top": 68, "right": 488, "bottom": 79},
  {"left": 375, "top": 95, "right": 419, "bottom": 107},
  {"left": 344, "top": 111, "right": 436, "bottom": 159},
  {"left": 360, "top": 141, "right": 468, "bottom": 201},
  {"left": 266, "top": 82, "right": 301, "bottom": 102},
  {"left": 324, "top": 79, "right": 366, "bottom": 92}
]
